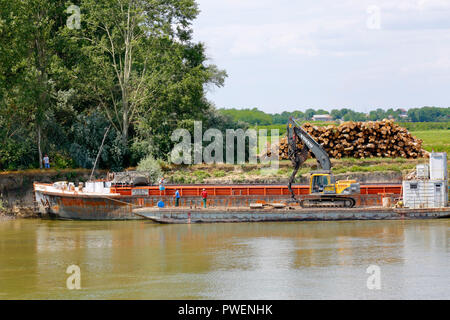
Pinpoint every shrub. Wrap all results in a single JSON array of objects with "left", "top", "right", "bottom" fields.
[
  {"left": 193, "top": 170, "right": 211, "bottom": 183},
  {"left": 50, "top": 152, "right": 76, "bottom": 169},
  {"left": 137, "top": 155, "right": 163, "bottom": 184},
  {"left": 213, "top": 170, "right": 226, "bottom": 178},
  {"left": 157, "top": 159, "right": 171, "bottom": 172}
]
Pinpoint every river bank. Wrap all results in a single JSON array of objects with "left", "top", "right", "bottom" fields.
[
  {"left": 2, "top": 157, "right": 447, "bottom": 219},
  {"left": 0, "top": 207, "right": 37, "bottom": 220}
]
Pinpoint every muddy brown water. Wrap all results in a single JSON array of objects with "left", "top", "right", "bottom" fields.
[{"left": 0, "top": 219, "right": 449, "bottom": 299}]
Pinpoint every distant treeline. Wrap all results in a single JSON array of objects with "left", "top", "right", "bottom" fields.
[{"left": 219, "top": 107, "right": 450, "bottom": 126}]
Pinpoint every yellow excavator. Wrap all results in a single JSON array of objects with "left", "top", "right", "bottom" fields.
[{"left": 287, "top": 117, "right": 360, "bottom": 208}]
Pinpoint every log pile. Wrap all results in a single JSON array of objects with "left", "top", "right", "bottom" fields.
[{"left": 275, "top": 120, "right": 427, "bottom": 159}]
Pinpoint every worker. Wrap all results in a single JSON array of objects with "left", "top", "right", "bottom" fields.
[
  {"left": 159, "top": 177, "right": 165, "bottom": 193},
  {"left": 174, "top": 189, "right": 180, "bottom": 207},
  {"left": 201, "top": 188, "right": 208, "bottom": 208},
  {"left": 43, "top": 154, "right": 50, "bottom": 169}
]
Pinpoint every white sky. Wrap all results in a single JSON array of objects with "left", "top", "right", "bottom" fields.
[{"left": 192, "top": 0, "right": 450, "bottom": 113}]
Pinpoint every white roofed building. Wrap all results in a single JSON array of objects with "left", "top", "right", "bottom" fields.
[{"left": 312, "top": 114, "right": 333, "bottom": 122}]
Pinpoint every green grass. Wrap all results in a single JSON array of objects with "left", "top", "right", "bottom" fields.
[
  {"left": 212, "top": 170, "right": 226, "bottom": 178},
  {"left": 400, "top": 122, "right": 450, "bottom": 131},
  {"left": 411, "top": 130, "right": 450, "bottom": 154},
  {"left": 332, "top": 163, "right": 417, "bottom": 174}
]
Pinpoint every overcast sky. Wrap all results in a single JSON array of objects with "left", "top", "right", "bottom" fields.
[{"left": 192, "top": 0, "right": 450, "bottom": 113}]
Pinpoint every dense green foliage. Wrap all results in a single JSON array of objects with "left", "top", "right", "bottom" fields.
[
  {"left": 220, "top": 108, "right": 273, "bottom": 125},
  {"left": 0, "top": 0, "right": 227, "bottom": 170}
]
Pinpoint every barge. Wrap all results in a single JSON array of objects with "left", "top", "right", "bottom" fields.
[
  {"left": 33, "top": 181, "right": 449, "bottom": 221},
  {"left": 134, "top": 206, "right": 450, "bottom": 224}
]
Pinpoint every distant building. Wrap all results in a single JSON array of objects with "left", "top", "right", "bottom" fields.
[
  {"left": 312, "top": 114, "right": 333, "bottom": 122},
  {"left": 399, "top": 109, "right": 408, "bottom": 119}
]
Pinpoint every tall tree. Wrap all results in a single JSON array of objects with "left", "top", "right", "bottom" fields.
[
  {"left": 71, "top": 0, "right": 218, "bottom": 149},
  {"left": 0, "top": 0, "right": 64, "bottom": 168}
]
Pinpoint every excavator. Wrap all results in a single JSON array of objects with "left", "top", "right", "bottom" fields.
[{"left": 287, "top": 117, "right": 360, "bottom": 208}]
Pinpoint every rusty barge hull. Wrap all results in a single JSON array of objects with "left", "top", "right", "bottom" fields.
[
  {"left": 134, "top": 207, "right": 450, "bottom": 224},
  {"left": 35, "top": 193, "right": 137, "bottom": 220}
]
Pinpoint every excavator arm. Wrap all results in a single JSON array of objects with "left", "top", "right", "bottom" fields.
[{"left": 287, "top": 117, "right": 332, "bottom": 200}]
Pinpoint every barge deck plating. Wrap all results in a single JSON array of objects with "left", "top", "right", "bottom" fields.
[{"left": 133, "top": 207, "right": 450, "bottom": 224}]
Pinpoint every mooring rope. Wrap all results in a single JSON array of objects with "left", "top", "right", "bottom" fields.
[{"left": 101, "top": 196, "right": 141, "bottom": 209}]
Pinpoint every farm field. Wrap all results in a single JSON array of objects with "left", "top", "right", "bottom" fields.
[{"left": 411, "top": 130, "right": 450, "bottom": 154}]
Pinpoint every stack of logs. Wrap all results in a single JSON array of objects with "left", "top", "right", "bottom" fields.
[{"left": 275, "top": 120, "right": 427, "bottom": 159}]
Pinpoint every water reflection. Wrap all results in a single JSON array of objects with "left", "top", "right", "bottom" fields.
[{"left": 0, "top": 219, "right": 448, "bottom": 299}]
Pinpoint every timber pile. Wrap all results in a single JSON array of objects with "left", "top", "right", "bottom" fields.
[{"left": 274, "top": 120, "right": 427, "bottom": 159}]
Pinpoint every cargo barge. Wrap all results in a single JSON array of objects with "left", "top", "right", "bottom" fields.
[
  {"left": 134, "top": 206, "right": 450, "bottom": 224},
  {"left": 33, "top": 181, "right": 449, "bottom": 221}
]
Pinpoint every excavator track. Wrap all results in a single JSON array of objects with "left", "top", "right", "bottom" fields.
[{"left": 300, "top": 197, "right": 356, "bottom": 208}]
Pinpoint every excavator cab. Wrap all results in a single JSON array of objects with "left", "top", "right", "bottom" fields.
[{"left": 310, "top": 173, "right": 336, "bottom": 194}]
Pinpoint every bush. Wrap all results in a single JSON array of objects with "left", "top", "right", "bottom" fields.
[
  {"left": 137, "top": 155, "right": 163, "bottom": 184},
  {"left": 69, "top": 112, "right": 126, "bottom": 171},
  {"left": 50, "top": 152, "right": 76, "bottom": 169},
  {"left": 213, "top": 170, "right": 226, "bottom": 177},
  {"left": 157, "top": 159, "right": 171, "bottom": 172}
]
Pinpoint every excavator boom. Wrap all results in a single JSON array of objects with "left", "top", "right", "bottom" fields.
[
  {"left": 287, "top": 117, "right": 331, "bottom": 171},
  {"left": 286, "top": 117, "right": 359, "bottom": 207}
]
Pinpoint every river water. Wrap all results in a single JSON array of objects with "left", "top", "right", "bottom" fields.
[{"left": 0, "top": 219, "right": 448, "bottom": 300}]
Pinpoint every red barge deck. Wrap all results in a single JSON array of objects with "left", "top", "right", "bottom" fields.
[{"left": 110, "top": 184, "right": 402, "bottom": 197}]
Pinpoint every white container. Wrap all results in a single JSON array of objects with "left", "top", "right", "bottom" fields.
[
  {"left": 430, "top": 152, "right": 447, "bottom": 180},
  {"left": 403, "top": 180, "right": 448, "bottom": 209},
  {"left": 416, "top": 164, "right": 429, "bottom": 179},
  {"left": 382, "top": 197, "right": 392, "bottom": 208},
  {"left": 94, "top": 181, "right": 105, "bottom": 193},
  {"left": 84, "top": 182, "right": 95, "bottom": 193}
]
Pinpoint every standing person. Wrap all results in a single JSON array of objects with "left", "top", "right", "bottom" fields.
[
  {"left": 159, "top": 177, "right": 165, "bottom": 195},
  {"left": 174, "top": 189, "right": 180, "bottom": 207},
  {"left": 201, "top": 188, "right": 208, "bottom": 208},
  {"left": 43, "top": 154, "right": 50, "bottom": 169},
  {"left": 159, "top": 177, "right": 165, "bottom": 190}
]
